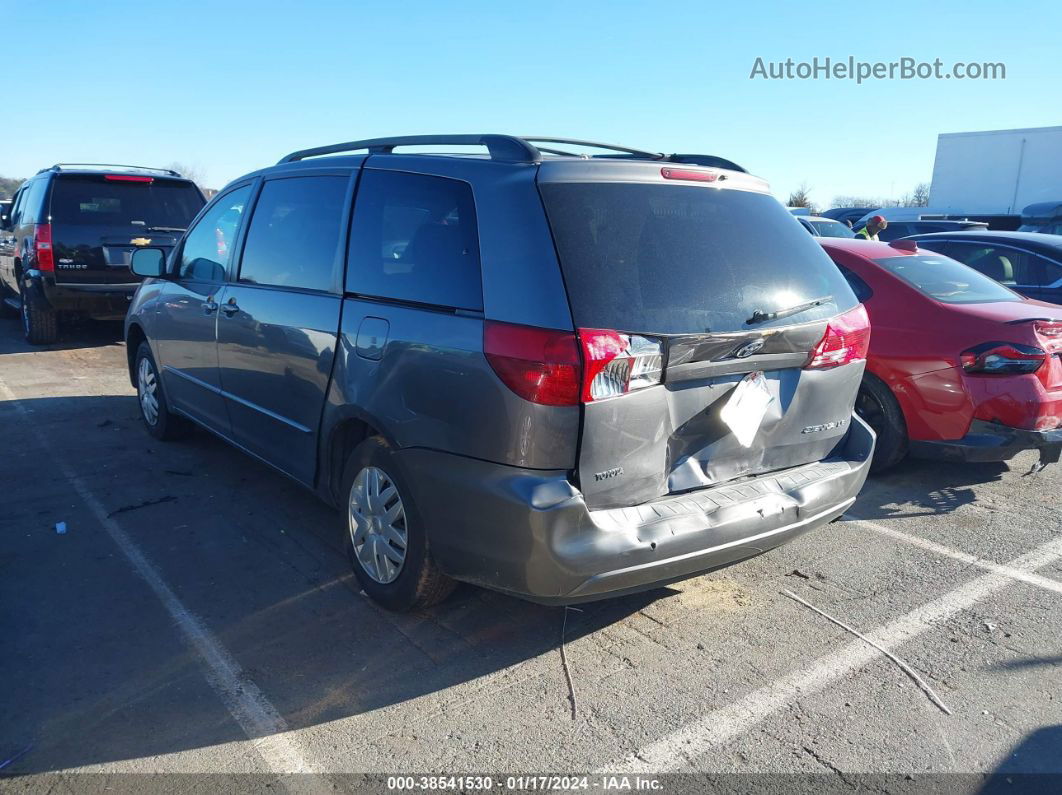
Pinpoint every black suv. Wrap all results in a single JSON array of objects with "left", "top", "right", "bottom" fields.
[{"left": 0, "top": 164, "right": 205, "bottom": 343}]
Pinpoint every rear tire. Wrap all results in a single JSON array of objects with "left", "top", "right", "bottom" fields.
[
  {"left": 342, "top": 436, "right": 455, "bottom": 611},
  {"left": 135, "top": 342, "right": 191, "bottom": 441},
  {"left": 21, "top": 290, "right": 58, "bottom": 345},
  {"left": 856, "top": 374, "right": 908, "bottom": 472}
]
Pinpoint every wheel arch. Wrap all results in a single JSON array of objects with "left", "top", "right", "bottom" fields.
[
  {"left": 319, "top": 408, "right": 392, "bottom": 506},
  {"left": 126, "top": 322, "right": 148, "bottom": 388}
]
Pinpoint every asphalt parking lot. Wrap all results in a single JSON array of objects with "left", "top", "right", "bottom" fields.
[{"left": 2, "top": 317, "right": 1061, "bottom": 792}]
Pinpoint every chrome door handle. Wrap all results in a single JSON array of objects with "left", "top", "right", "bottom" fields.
[
  {"left": 221, "top": 299, "right": 240, "bottom": 316},
  {"left": 203, "top": 298, "right": 218, "bottom": 315}
]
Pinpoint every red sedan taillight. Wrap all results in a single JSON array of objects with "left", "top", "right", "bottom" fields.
[
  {"left": 804, "top": 304, "right": 871, "bottom": 369},
  {"left": 483, "top": 322, "right": 664, "bottom": 406},
  {"left": 33, "top": 223, "right": 54, "bottom": 272},
  {"left": 960, "top": 342, "right": 1046, "bottom": 375}
]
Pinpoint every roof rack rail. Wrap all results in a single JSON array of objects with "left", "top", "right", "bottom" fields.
[
  {"left": 664, "top": 153, "right": 747, "bottom": 173},
  {"left": 592, "top": 152, "right": 748, "bottom": 173},
  {"left": 277, "top": 135, "right": 745, "bottom": 172},
  {"left": 278, "top": 135, "right": 541, "bottom": 164},
  {"left": 38, "top": 163, "right": 182, "bottom": 177},
  {"left": 519, "top": 137, "right": 666, "bottom": 160}
]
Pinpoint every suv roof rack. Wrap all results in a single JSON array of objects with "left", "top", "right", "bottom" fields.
[
  {"left": 279, "top": 135, "right": 541, "bottom": 164},
  {"left": 38, "top": 163, "right": 183, "bottom": 177},
  {"left": 278, "top": 135, "right": 746, "bottom": 172}
]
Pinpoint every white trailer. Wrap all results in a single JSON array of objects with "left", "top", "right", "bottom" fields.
[{"left": 929, "top": 126, "right": 1062, "bottom": 215}]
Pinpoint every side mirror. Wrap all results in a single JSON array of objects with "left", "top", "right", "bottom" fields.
[{"left": 131, "top": 247, "right": 167, "bottom": 278}]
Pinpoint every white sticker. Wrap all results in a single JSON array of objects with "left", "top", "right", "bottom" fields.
[{"left": 720, "top": 371, "right": 775, "bottom": 448}]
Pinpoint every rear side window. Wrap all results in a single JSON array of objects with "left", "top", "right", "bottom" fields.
[
  {"left": 178, "top": 185, "right": 252, "bottom": 281},
  {"left": 239, "top": 176, "right": 349, "bottom": 292},
  {"left": 539, "top": 183, "right": 857, "bottom": 334},
  {"left": 874, "top": 254, "right": 1020, "bottom": 304},
  {"left": 347, "top": 170, "right": 482, "bottom": 310},
  {"left": 808, "top": 219, "right": 855, "bottom": 239},
  {"left": 837, "top": 266, "right": 873, "bottom": 302},
  {"left": 944, "top": 242, "right": 1058, "bottom": 288},
  {"left": 19, "top": 178, "right": 49, "bottom": 225},
  {"left": 50, "top": 176, "right": 203, "bottom": 228}
]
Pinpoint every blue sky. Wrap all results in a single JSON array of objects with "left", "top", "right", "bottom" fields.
[{"left": 6, "top": 0, "right": 1059, "bottom": 206}]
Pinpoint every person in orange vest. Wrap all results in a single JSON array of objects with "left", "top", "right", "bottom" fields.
[{"left": 855, "top": 215, "right": 887, "bottom": 241}]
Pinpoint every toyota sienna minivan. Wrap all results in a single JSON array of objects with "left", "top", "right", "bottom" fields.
[{"left": 125, "top": 135, "right": 875, "bottom": 610}]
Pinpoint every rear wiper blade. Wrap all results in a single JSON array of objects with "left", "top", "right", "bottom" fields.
[
  {"left": 747, "top": 295, "right": 832, "bottom": 326},
  {"left": 145, "top": 226, "right": 186, "bottom": 233}
]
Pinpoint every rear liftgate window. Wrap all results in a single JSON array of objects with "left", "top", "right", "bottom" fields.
[
  {"left": 50, "top": 176, "right": 203, "bottom": 228},
  {"left": 539, "top": 183, "right": 857, "bottom": 334}
]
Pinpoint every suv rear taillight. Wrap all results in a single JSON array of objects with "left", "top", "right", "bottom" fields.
[
  {"left": 483, "top": 322, "right": 664, "bottom": 406},
  {"left": 579, "top": 329, "right": 663, "bottom": 402},
  {"left": 33, "top": 224, "right": 54, "bottom": 272},
  {"left": 484, "top": 322, "right": 581, "bottom": 406},
  {"left": 804, "top": 304, "right": 870, "bottom": 369},
  {"left": 960, "top": 342, "right": 1045, "bottom": 375}
]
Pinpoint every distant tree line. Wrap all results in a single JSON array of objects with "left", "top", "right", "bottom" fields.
[
  {"left": 787, "top": 181, "right": 931, "bottom": 214},
  {"left": 0, "top": 176, "right": 24, "bottom": 200}
]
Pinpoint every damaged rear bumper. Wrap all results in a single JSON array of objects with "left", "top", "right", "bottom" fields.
[
  {"left": 909, "top": 419, "right": 1062, "bottom": 465},
  {"left": 401, "top": 414, "right": 875, "bottom": 604}
]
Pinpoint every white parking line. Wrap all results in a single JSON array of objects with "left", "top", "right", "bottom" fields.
[
  {"left": 604, "top": 533, "right": 1062, "bottom": 773},
  {"left": 845, "top": 514, "right": 1062, "bottom": 597},
  {"left": 0, "top": 378, "right": 315, "bottom": 777}
]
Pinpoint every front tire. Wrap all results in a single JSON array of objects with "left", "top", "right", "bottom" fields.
[
  {"left": 21, "top": 290, "right": 58, "bottom": 345},
  {"left": 135, "top": 342, "right": 191, "bottom": 441},
  {"left": 342, "top": 436, "right": 455, "bottom": 611},
  {"left": 856, "top": 374, "right": 908, "bottom": 472}
]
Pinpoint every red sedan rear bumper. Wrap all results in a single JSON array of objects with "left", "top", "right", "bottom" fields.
[{"left": 908, "top": 420, "right": 1062, "bottom": 464}]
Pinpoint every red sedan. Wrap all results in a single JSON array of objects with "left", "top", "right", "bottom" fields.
[{"left": 818, "top": 238, "right": 1062, "bottom": 471}]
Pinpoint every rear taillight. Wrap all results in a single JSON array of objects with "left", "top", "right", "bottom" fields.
[
  {"left": 960, "top": 342, "right": 1045, "bottom": 375},
  {"left": 1034, "top": 321, "right": 1062, "bottom": 353},
  {"left": 804, "top": 304, "right": 870, "bottom": 369},
  {"left": 484, "top": 322, "right": 581, "bottom": 406},
  {"left": 34, "top": 223, "right": 54, "bottom": 272},
  {"left": 484, "top": 322, "right": 664, "bottom": 406},
  {"left": 579, "top": 329, "right": 663, "bottom": 402}
]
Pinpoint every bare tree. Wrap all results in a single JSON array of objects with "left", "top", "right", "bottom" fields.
[
  {"left": 910, "top": 182, "right": 930, "bottom": 207},
  {"left": 787, "top": 181, "right": 815, "bottom": 212},
  {"left": 163, "top": 161, "right": 207, "bottom": 189}
]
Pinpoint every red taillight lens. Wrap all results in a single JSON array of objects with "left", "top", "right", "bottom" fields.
[
  {"left": 805, "top": 304, "right": 871, "bottom": 369},
  {"left": 960, "top": 342, "right": 1045, "bottom": 374},
  {"left": 1034, "top": 321, "right": 1062, "bottom": 354},
  {"left": 105, "top": 174, "right": 154, "bottom": 182},
  {"left": 484, "top": 321, "right": 581, "bottom": 406},
  {"left": 34, "top": 223, "right": 54, "bottom": 272},
  {"left": 484, "top": 322, "right": 665, "bottom": 405},
  {"left": 579, "top": 329, "right": 664, "bottom": 402}
]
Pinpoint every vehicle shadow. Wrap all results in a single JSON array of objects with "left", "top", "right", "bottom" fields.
[
  {"left": 0, "top": 316, "right": 125, "bottom": 355},
  {"left": 851, "top": 456, "right": 1009, "bottom": 520},
  {"left": 0, "top": 393, "right": 679, "bottom": 776},
  {"left": 980, "top": 725, "right": 1062, "bottom": 790}
]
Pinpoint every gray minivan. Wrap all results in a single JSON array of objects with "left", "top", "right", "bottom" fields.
[{"left": 125, "top": 135, "right": 874, "bottom": 611}]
